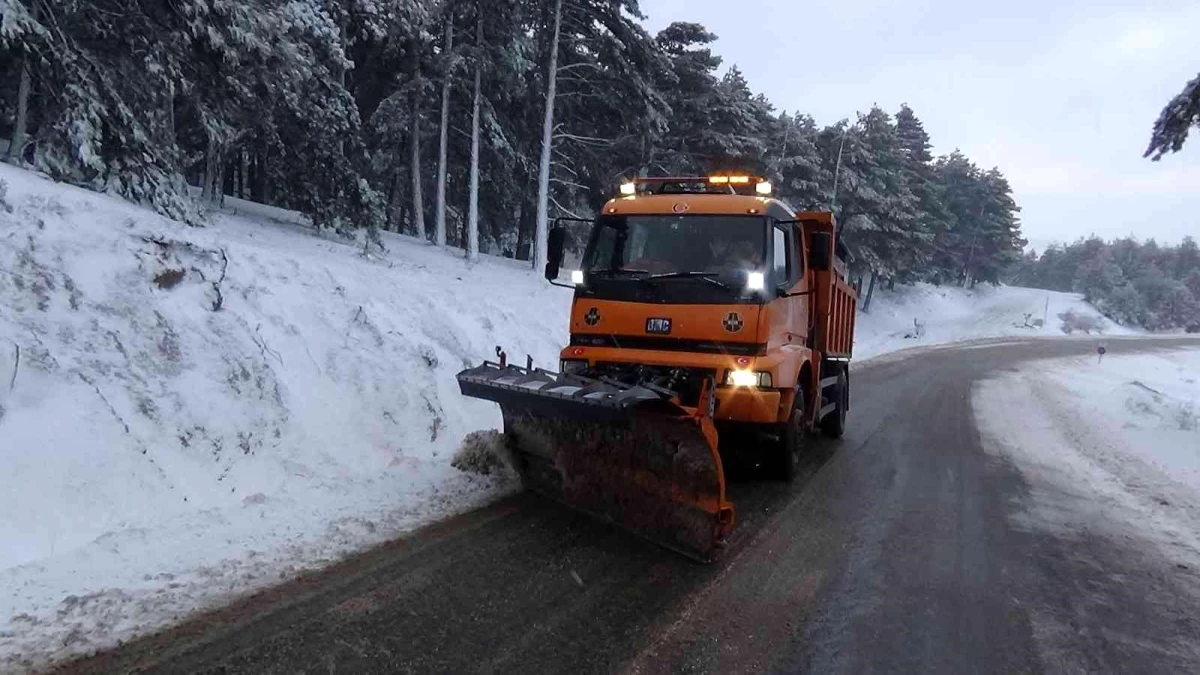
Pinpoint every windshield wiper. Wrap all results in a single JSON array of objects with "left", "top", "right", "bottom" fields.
[
  {"left": 590, "top": 268, "right": 650, "bottom": 278},
  {"left": 646, "top": 271, "right": 734, "bottom": 290}
]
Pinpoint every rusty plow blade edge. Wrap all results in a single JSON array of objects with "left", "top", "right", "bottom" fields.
[{"left": 457, "top": 364, "right": 735, "bottom": 562}]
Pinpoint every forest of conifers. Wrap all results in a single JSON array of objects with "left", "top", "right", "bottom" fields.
[
  {"left": 1012, "top": 236, "right": 1200, "bottom": 332},
  {"left": 2, "top": 0, "right": 1039, "bottom": 301}
]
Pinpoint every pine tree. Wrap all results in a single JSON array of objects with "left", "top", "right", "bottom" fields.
[
  {"left": 894, "top": 105, "right": 953, "bottom": 282},
  {"left": 650, "top": 22, "right": 723, "bottom": 173},
  {"left": 1145, "top": 73, "right": 1200, "bottom": 160},
  {"left": 828, "top": 108, "right": 922, "bottom": 290},
  {"left": 931, "top": 152, "right": 1022, "bottom": 287},
  {"left": 771, "top": 112, "right": 826, "bottom": 209},
  {"left": 1175, "top": 236, "right": 1199, "bottom": 279}
]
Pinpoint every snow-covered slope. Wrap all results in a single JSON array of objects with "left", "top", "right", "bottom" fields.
[
  {"left": 0, "top": 165, "right": 571, "bottom": 670},
  {"left": 973, "top": 350, "right": 1200, "bottom": 671},
  {"left": 974, "top": 349, "right": 1200, "bottom": 580},
  {"left": 0, "top": 163, "right": 1140, "bottom": 670},
  {"left": 854, "top": 282, "right": 1137, "bottom": 361}
]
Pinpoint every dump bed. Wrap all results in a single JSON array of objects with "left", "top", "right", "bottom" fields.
[
  {"left": 797, "top": 211, "right": 857, "bottom": 359},
  {"left": 819, "top": 269, "right": 856, "bottom": 358}
]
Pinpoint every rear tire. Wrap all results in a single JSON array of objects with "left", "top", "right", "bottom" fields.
[
  {"left": 821, "top": 367, "right": 848, "bottom": 439},
  {"left": 775, "top": 388, "right": 807, "bottom": 482}
]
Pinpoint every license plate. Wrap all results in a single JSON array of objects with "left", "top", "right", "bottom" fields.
[{"left": 645, "top": 318, "right": 672, "bottom": 334}]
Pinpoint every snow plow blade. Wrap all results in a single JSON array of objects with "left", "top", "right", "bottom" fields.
[{"left": 457, "top": 362, "right": 734, "bottom": 562}]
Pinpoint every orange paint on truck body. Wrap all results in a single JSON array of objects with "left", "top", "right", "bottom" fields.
[{"left": 561, "top": 188, "right": 857, "bottom": 428}]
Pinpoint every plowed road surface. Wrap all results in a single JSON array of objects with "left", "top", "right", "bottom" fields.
[{"left": 52, "top": 337, "right": 1200, "bottom": 674}]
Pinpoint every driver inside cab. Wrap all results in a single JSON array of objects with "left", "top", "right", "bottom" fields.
[{"left": 704, "top": 236, "right": 762, "bottom": 275}]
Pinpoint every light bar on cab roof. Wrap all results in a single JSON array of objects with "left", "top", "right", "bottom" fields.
[
  {"left": 708, "top": 174, "right": 764, "bottom": 185},
  {"left": 619, "top": 182, "right": 636, "bottom": 195}
]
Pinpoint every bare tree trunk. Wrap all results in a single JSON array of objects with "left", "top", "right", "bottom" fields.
[
  {"left": 862, "top": 271, "right": 878, "bottom": 313},
  {"left": 434, "top": 18, "right": 453, "bottom": 247},
  {"left": 532, "top": 0, "right": 563, "bottom": 272},
  {"left": 254, "top": 143, "right": 270, "bottom": 204},
  {"left": 201, "top": 139, "right": 218, "bottom": 206},
  {"left": 466, "top": 15, "right": 482, "bottom": 261},
  {"left": 410, "top": 102, "right": 427, "bottom": 241},
  {"left": 389, "top": 166, "right": 404, "bottom": 232},
  {"left": 409, "top": 35, "right": 427, "bottom": 242},
  {"left": 231, "top": 153, "right": 240, "bottom": 200},
  {"left": 962, "top": 204, "right": 983, "bottom": 287},
  {"left": 239, "top": 150, "right": 249, "bottom": 199},
  {"left": 8, "top": 58, "right": 31, "bottom": 163},
  {"left": 166, "top": 80, "right": 176, "bottom": 147},
  {"left": 215, "top": 152, "right": 226, "bottom": 209},
  {"left": 517, "top": 191, "right": 534, "bottom": 260}
]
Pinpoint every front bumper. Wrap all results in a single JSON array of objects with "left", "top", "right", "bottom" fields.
[
  {"left": 714, "top": 386, "right": 781, "bottom": 423},
  {"left": 560, "top": 345, "right": 786, "bottom": 424}
]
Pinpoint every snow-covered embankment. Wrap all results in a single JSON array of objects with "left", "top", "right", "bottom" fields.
[
  {"left": 0, "top": 164, "right": 571, "bottom": 669},
  {"left": 972, "top": 348, "right": 1200, "bottom": 668},
  {"left": 973, "top": 348, "right": 1200, "bottom": 568},
  {"left": 853, "top": 282, "right": 1137, "bottom": 361}
]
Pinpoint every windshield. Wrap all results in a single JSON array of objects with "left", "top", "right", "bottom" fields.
[{"left": 584, "top": 215, "right": 767, "bottom": 278}]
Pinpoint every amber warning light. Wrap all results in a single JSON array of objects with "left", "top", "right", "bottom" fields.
[
  {"left": 710, "top": 175, "right": 771, "bottom": 195},
  {"left": 617, "top": 175, "right": 772, "bottom": 196}
]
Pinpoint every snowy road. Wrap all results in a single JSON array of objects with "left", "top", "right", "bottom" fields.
[{"left": 48, "top": 337, "right": 1200, "bottom": 675}]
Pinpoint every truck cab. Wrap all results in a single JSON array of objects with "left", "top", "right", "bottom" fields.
[{"left": 545, "top": 175, "right": 857, "bottom": 476}]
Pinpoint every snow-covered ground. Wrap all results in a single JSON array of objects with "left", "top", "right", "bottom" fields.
[
  {"left": 853, "top": 281, "right": 1137, "bottom": 361},
  {"left": 0, "top": 162, "right": 1145, "bottom": 671},
  {"left": 974, "top": 349, "right": 1200, "bottom": 570},
  {"left": 0, "top": 165, "right": 571, "bottom": 671}
]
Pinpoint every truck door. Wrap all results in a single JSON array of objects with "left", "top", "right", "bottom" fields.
[
  {"left": 789, "top": 222, "right": 808, "bottom": 343},
  {"left": 771, "top": 221, "right": 806, "bottom": 347}
]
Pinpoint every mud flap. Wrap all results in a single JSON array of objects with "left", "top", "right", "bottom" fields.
[{"left": 458, "top": 363, "right": 734, "bottom": 561}]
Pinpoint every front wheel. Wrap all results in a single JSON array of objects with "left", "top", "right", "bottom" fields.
[{"left": 775, "top": 388, "right": 807, "bottom": 482}]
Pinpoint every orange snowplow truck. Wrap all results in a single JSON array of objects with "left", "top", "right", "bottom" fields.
[{"left": 457, "top": 175, "right": 857, "bottom": 561}]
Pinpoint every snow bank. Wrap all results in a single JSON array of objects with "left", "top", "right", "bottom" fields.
[
  {"left": 0, "top": 164, "right": 571, "bottom": 669},
  {"left": 853, "top": 282, "right": 1137, "bottom": 361},
  {"left": 973, "top": 349, "right": 1200, "bottom": 568}
]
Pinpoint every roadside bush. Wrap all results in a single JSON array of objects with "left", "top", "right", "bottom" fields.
[
  {"left": 1058, "top": 309, "right": 1105, "bottom": 335},
  {"left": 1178, "top": 402, "right": 1197, "bottom": 432}
]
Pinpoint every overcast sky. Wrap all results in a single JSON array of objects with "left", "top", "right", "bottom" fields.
[{"left": 641, "top": 0, "right": 1199, "bottom": 251}]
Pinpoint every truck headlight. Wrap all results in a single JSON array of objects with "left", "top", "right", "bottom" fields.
[
  {"left": 725, "top": 370, "right": 772, "bottom": 388},
  {"left": 559, "top": 359, "right": 588, "bottom": 374}
]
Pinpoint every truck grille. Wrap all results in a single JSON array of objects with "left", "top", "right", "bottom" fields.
[
  {"left": 570, "top": 334, "right": 765, "bottom": 357},
  {"left": 590, "top": 362, "right": 717, "bottom": 407}
]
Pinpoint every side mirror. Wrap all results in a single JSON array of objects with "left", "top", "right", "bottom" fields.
[
  {"left": 545, "top": 225, "right": 567, "bottom": 281},
  {"left": 810, "top": 232, "right": 832, "bottom": 271}
]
